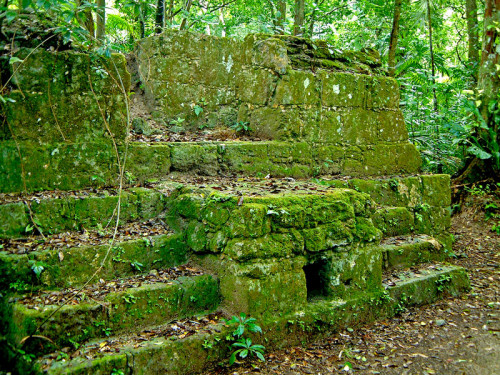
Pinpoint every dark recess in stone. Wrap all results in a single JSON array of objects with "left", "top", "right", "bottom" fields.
[{"left": 303, "top": 258, "right": 330, "bottom": 300}]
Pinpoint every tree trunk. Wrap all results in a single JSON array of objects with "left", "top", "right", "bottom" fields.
[
  {"left": 466, "top": 0, "right": 480, "bottom": 75},
  {"left": 167, "top": 0, "right": 175, "bottom": 25},
  {"left": 219, "top": 7, "right": 226, "bottom": 37},
  {"left": 180, "top": 0, "right": 193, "bottom": 30},
  {"left": 277, "top": 0, "right": 286, "bottom": 34},
  {"left": 155, "top": 0, "right": 165, "bottom": 33},
  {"left": 77, "top": 0, "right": 95, "bottom": 38},
  {"left": 293, "top": 0, "right": 305, "bottom": 36},
  {"left": 426, "top": 0, "right": 438, "bottom": 112},
  {"left": 455, "top": 0, "right": 500, "bottom": 183},
  {"left": 388, "top": 0, "right": 403, "bottom": 77},
  {"left": 95, "top": 0, "right": 105, "bottom": 40}
]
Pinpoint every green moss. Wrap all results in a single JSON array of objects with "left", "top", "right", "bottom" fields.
[
  {"left": 1, "top": 234, "right": 186, "bottom": 290},
  {"left": 12, "top": 275, "right": 219, "bottom": 349},
  {"left": 224, "top": 232, "right": 300, "bottom": 261},
  {"left": 302, "top": 221, "right": 354, "bottom": 252},
  {"left": 226, "top": 203, "right": 271, "bottom": 238},
  {"left": 4, "top": 50, "right": 129, "bottom": 144},
  {"left": 372, "top": 207, "right": 415, "bottom": 237},
  {"left": 421, "top": 174, "right": 451, "bottom": 207},
  {"left": 0, "top": 202, "right": 29, "bottom": 239}
]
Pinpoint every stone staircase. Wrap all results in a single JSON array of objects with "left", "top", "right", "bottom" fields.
[
  {"left": 0, "top": 177, "right": 470, "bottom": 374},
  {"left": 0, "top": 30, "right": 470, "bottom": 374}
]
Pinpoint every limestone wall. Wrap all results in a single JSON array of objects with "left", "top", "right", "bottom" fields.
[
  {"left": 1, "top": 50, "right": 130, "bottom": 144},
  {"left": 137, "top": 31, "right": 410, "bottom": 146}
]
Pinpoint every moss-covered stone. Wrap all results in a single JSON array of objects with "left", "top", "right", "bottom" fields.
[
  {"left": 319, "top": 71, "right": 365, "bottom": 108},
  {"left": 226, "top": 203, "right": 271, "bottom": 238},
  {"left": 372, "top": 207, "right": 415, "bottom": 237},
  {"left": 0, "top": 202, "right": 29, "bottom": 239},
  {"left": 224, "top": 232, "right": 300, "bottom": 261},
  {"left": 13, "top": 274, "right": 219, "bottom": 350},
  {"left": 2, "top": 51, "right": 129, "bottom": 144},
  {"left": 1, "top": 233, "right": 187, "bottom": 289},
  {"left": 382, "top": 237, "right": 446, "bottom": 270},
  {"left": 170, "top": 143, "right": 219, "bottom": 175},
  {"left": 421, "top": 174, "right": 451, "bottom": 207}
]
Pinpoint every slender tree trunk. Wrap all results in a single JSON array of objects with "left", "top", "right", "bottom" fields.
[
  {"left": 96, "top": 0, "right": 105, "bottom": 40},
  {"left": 277, "top": 0, "right": 286, "bottom": 34},
  {"left": 77, "top": 0, "right": 95, "bottom": 38},
  {"left": 478, "top": 0, "right": 500, "bottom": 122},
  {"left": 388, "top": 0, "right": 403, "bottom": 77},
  {"left": 466, "top": 0, "right": 480, "bottom": 65},
  {"left": 180, "top": 0, "right": 193, "bottom": 30},
  {"left": 167, "top": 0, "right": 175, "bottom": 25},
  {"left": 219, "top": 7, "right": 226, "bottom": 37},
  {"left": 455, "top": 0, "right": 500, "bottom": 183},
  {"left": 426, "top": 0, "right": 438, "bottom": 112},
  {"left": 155, "top": 0, "right": 165, "bottom": 33},
  {"left": 293, "top": 0, "right": 305, "bottom": 36}
]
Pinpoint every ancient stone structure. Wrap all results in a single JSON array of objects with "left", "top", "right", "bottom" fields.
[{"left": 0, "top": 31, "right": 469, "bottom": 374}]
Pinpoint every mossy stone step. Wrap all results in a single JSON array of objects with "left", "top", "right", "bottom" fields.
[
  {"left": 40, "top": 265, "right": 469, "bottom": 375},
  {"left": 381, "top": 235, "right": 448, "bottom": 270},
  {"left": 13, "top": 274, "right": 220, "bottom": 353},
  {"left": 0, "top": 187, "right": 167, "bottom": 239},
  {"left": 0, "top": 233, "right": 187, "bottom": 290}
]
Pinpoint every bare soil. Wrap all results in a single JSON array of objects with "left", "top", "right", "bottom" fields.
[{"left": 205, "top": 192, "right": 500, "bottom": 375}]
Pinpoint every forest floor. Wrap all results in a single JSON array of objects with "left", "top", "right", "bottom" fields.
[{"left": 205, "top": 191, "right": 500, "bottom": 375}]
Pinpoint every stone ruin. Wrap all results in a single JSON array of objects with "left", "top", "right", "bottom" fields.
[{"left": 0, "top": 30, "right": 469, "bottom": 374}]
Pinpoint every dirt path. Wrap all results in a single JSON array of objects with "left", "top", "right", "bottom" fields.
[{"left": 206, "top": 194, "right": 500, "bottom": 375}]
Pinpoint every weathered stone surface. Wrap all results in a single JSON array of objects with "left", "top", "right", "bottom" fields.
[
  {"left": 13, "top": 274, "right": 219, "bottom": 349},
  {"left": 1, "top": 51, "right": 129, "bottom": 144}
]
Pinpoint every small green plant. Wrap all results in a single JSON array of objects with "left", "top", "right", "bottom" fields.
[
  {"left": 125, "top": 171, "right": 137, "bottom": 184},
  {"left": 56, "top": 351, "right": 69, "bottom": 361},
  {"left": 130, "top": 261, "right": 144, "bottom": 272},
  {"left": 224, "top": 313, "right": 265, "bottom": 365},
  {"left": 491, "top": 222, "right": 500, "bottom": 235},
  {"left": 112, "top": 246, "right": 125, "bottom": 262},
  {"left": 436, "top": 274, "right": 452, "bottom": 292},
  {"left": 464, "top": 184, "right": 491, "bottom": 196},
  {"left": 29, "top": 260, "right": 47, "bottom": 278},
  {"left": 389, "top": 179, "right": 399, "bottom": 191},
  {"left": 168, "top": 117, "right": 185, "bottom": 127},
  {"left": 17, "top": 349, "right": 35, "bottom": 363},
  {"left": 91, "top": 175, "right": 106, "bottom": 186},
  {"left": 229, "top": 337, "right": 265, "bottom": 365},
  {"left": 231, "top": 121, "right": 252, "bottom": 134},
  {"left": 194, "top": 105, "right": 203, "bottom": 116},
  {"left": 224, "top": 312, "right": 263, "bottom": 337},
  {"left": 111, "top": 369, "right": 125, "bottom": 375},
  {"left": 102, "top": 327, "right": 112, "bottom": 337},
  {"left": 9, "top": 280, "right": 29, "bottom": 292},
  {"left": 123, "top": 294, "right": 138, "bottom": 304}
]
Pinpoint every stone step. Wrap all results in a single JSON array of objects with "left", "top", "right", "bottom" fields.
[
  {"left": 37, "top": 264, "right": 469, "bottom": 375},
  {"left": 380, "top": 234, "right": 448, "bottom": 271},
  {"left": 0, "top": 187, "right": 167, "bottom": 239},
  {"left": 12, "top": 268, "right": 220, "bottom": 354},
  {"left": 0, "top": 230, "right": 187, "bottom": 291}
]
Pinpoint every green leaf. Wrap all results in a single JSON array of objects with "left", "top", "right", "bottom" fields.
[
  {"left": 194, "top": 105, "right": 203, "bottom": 116},
  {"left": 468, "top": 145, "right": 492, "bottom": 160},
  {"left": 9, "top": 57, "right": 24, "bottom": 65},
  {"left": 256, "top": 351, "right": 265, "bottom": 361},
  {"left": 240, "top": 349, "right": 248, "bottom": 358},
  {"left": 32, "top": 264, "right": 45, "bottom": 277},
  {"left": 229, "top": 351, "right": 237, "bottom": 365},
  {"left": 234, "top": 324, "right": 244, "bottom": 337}
]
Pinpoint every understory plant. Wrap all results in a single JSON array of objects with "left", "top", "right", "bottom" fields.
[{"left": 224, "top": 313, "right": 265, "bottom": 365}]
